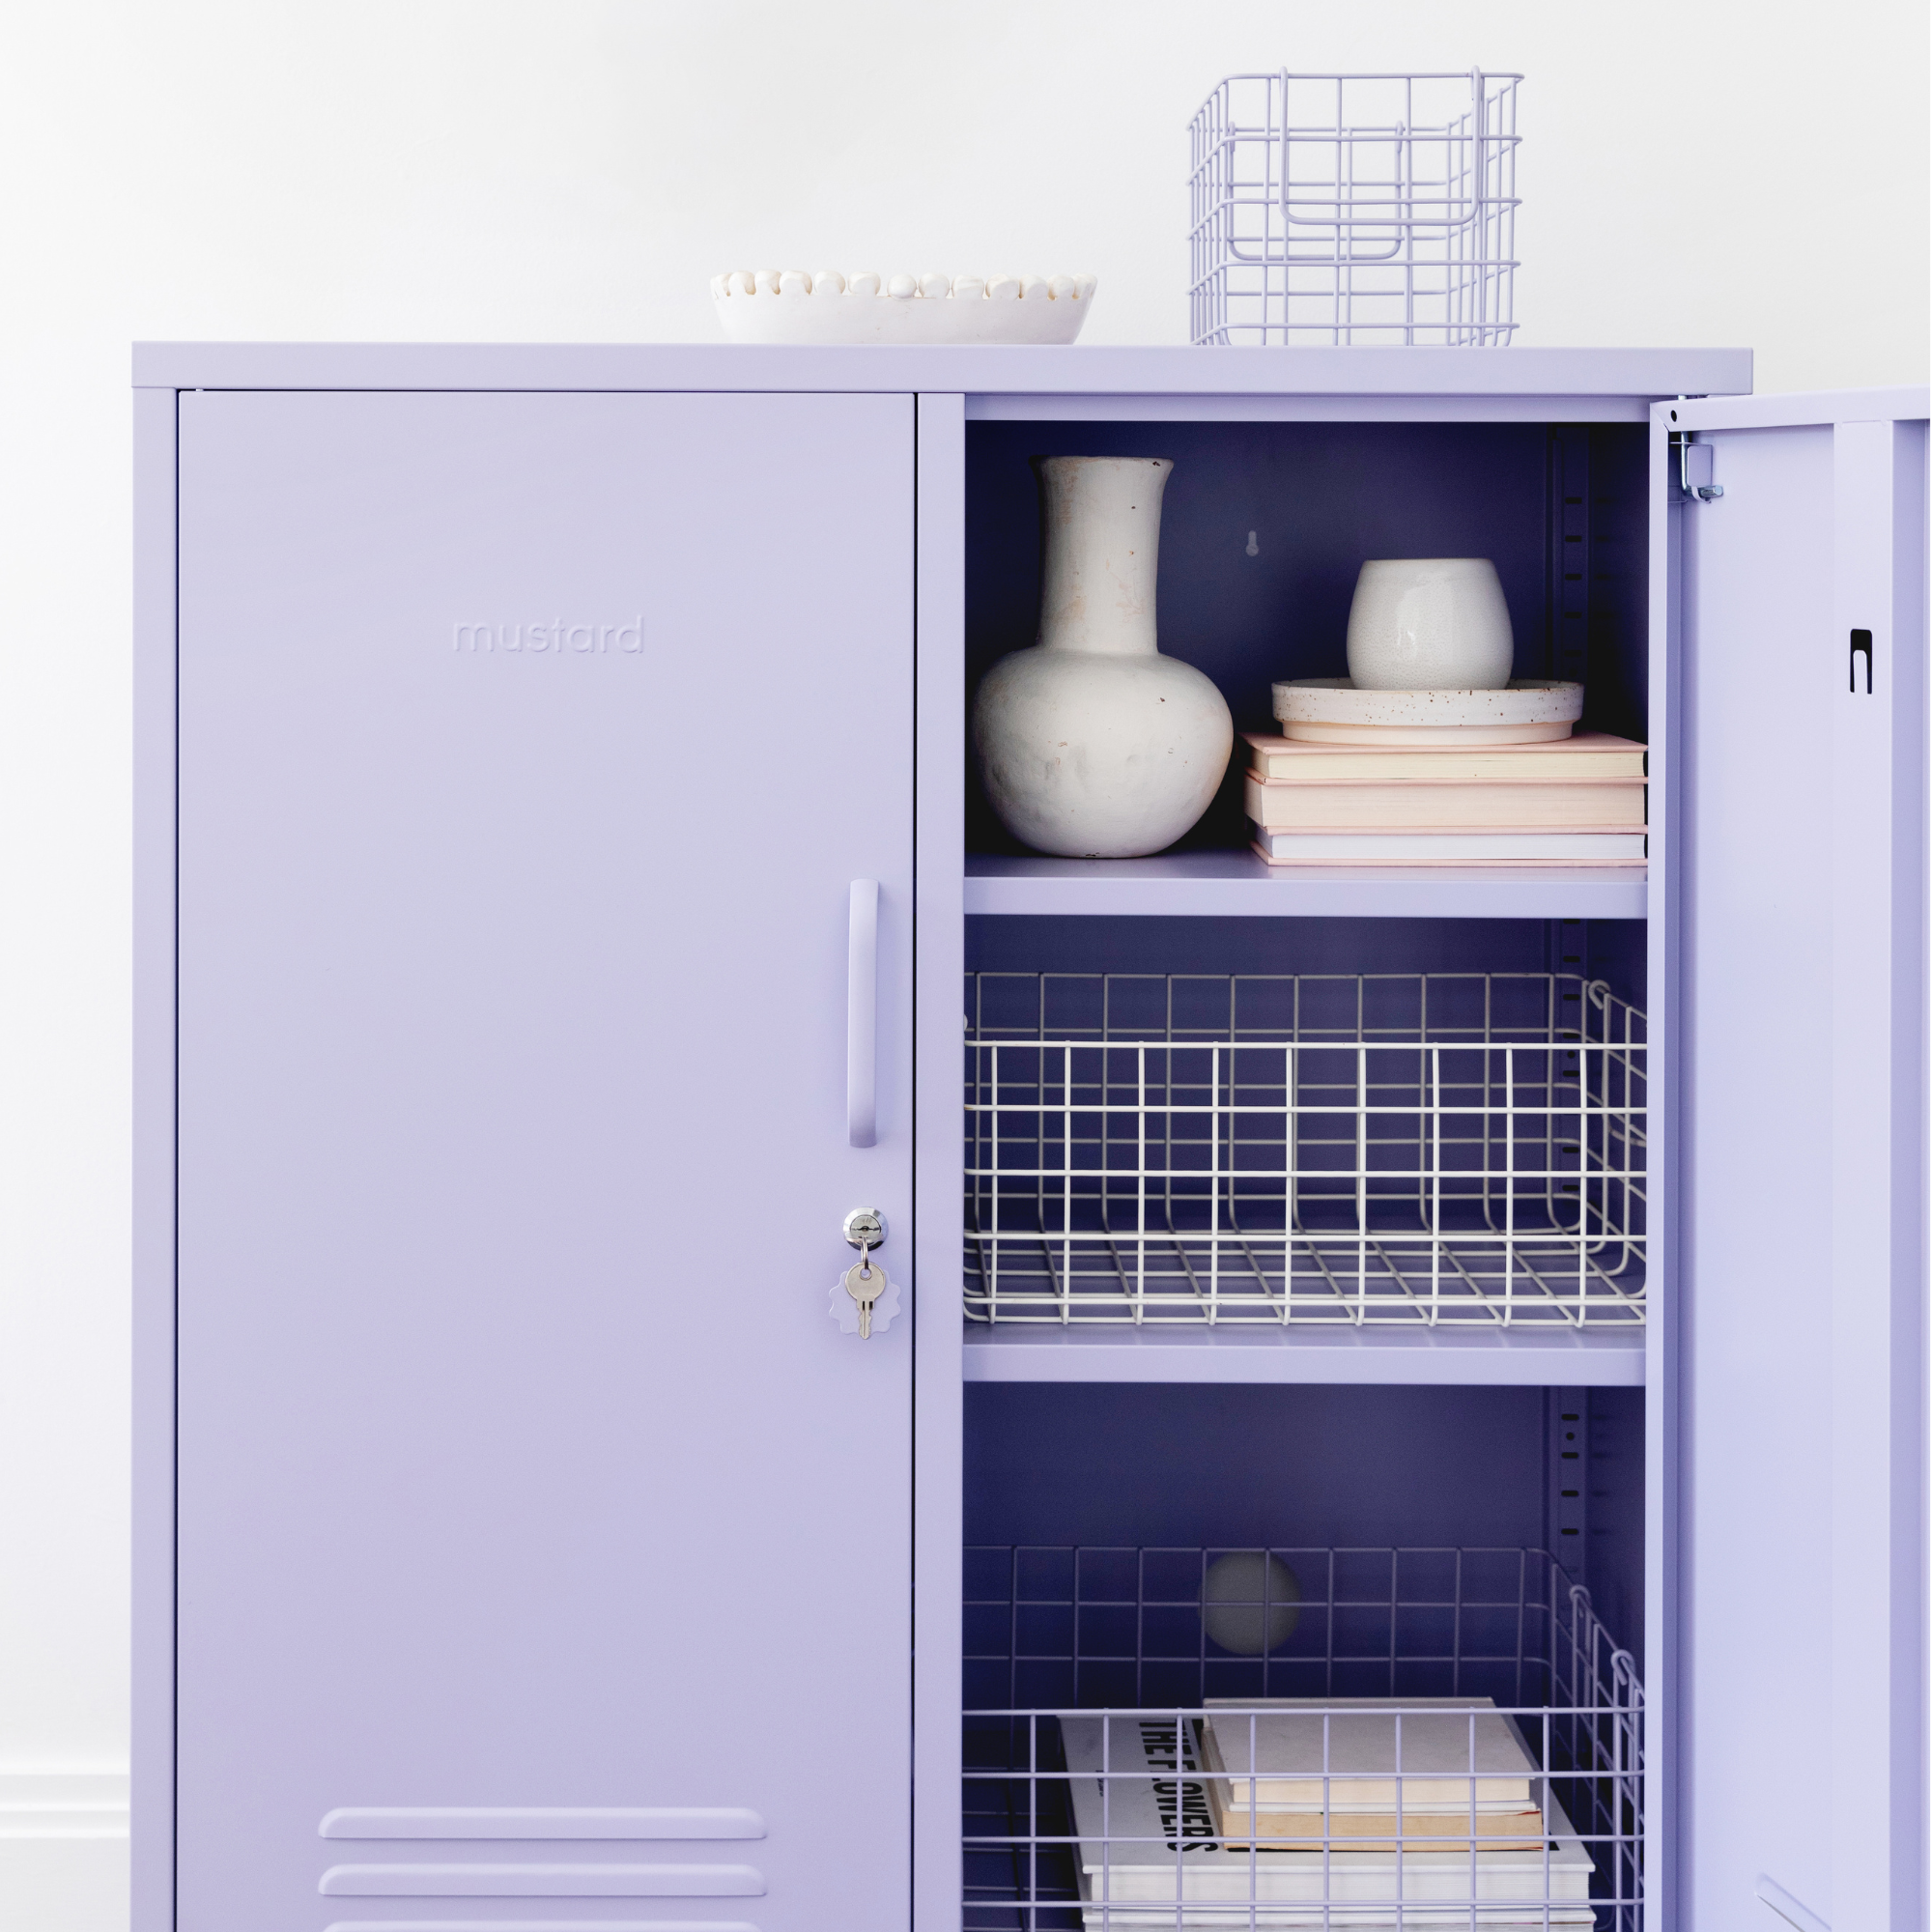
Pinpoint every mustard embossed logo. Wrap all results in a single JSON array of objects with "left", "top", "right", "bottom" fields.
[{"left": 452, "top": 618, "right": 642, "bottom": 654}]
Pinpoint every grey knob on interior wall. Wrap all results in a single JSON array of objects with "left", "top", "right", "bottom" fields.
[
  {"left": 972, "top": 456, "right": 1233, "bottom": 859},
  {"left": 1202, "top": 1551, "right": 1302, "bottom": 1656}
]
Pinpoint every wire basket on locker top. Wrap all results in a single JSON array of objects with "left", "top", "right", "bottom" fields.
[
  {"left": 962, "top": 973, "right": 1646, "bottom": 1327},
  {"left": 1189, "top": 71, "right": 1520, "bottom": 346},
  {"left": 964, "top": 1545, "right": 1641, "bottom": 1930}
]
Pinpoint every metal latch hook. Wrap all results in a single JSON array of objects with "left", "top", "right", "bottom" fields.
[{"left": 1674, "top": 433, "right": 1724, "bottom": 503}]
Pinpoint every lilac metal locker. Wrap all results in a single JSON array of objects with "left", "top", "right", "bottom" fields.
[
  {"left": 168, "top": 389, "right": 914, "bottom": 1926},
  {"left": 132, "top": 347, "right": 1930, "bottom": 1932}
]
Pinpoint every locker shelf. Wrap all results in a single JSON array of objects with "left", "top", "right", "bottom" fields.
[
  {"left": 961, "top": 1321, "right": 1646, "bottom": 1386},
  {"left": 965, "top": 852, "right": 1649, "bottom": 921}
]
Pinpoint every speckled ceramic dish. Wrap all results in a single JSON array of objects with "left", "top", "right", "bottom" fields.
[
  {"left": 712, "top": 269, "right": 1096, "bottom": 345},
  {"left": 1271, "top": 677, "right": 1584, "bottom": 746}
]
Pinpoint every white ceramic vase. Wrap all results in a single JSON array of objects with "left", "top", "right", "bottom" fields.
[
  {"left": 1346, "top": 557, "right": 1515, "bottom": 691},
  {"left": 972, "top": 457, "right": 1233, "bottom": 858}
]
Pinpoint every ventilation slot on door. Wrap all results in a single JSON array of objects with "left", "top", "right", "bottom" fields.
[
  {"left": 963, "top": 1544, "right": 1642, "bottom": 1930},
  {"left": 964, "top": 973, "right": 1646, "bottom": 1326}
]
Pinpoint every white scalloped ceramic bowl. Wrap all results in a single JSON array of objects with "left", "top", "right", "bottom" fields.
[
  {"left": 1272, "top": 677, "right": 1585, "bottom": 746},
  {"left": 712, "top": 270, "right": 1095, "bottom": 346}
]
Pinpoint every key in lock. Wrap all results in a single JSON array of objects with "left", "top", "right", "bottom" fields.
[
  {"left": 844, "top": 1254, "right": 885, "bottom": 1339},
  {"left": 833, "top": 1207, "right": 896, "bottom": 1339}
]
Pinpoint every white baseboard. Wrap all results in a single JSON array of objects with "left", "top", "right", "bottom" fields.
[
  {"left": 0, "top": 1776, "right": 128, "bottom": 1932},
  {"left": 0, "top": 1771, "right": 128, "bottom": 1842},
  {"left": 0, "top": 1838, "right": 128, "bottom": 1932}
]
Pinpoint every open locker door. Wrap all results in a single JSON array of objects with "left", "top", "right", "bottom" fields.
[
  {"left": 1662, "top": 388, "right": 1928, "bottom": 1932},
  {"left": 172, "top": 389, "right": 915, "bottom": 1929}
]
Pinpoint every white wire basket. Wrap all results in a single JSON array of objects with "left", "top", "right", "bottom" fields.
[
  {"left": 965, "top": 1546, "right": 1641, "bottom": 1930},
  {"left": 962, "top": 974, "right": 1645, "bottom": 1328},
  {"left": 1189, "top": 71, "right": 1520, "bottom": 347},
  {"left": 966, "top": 1553, "right": 1646, "bottom": 1932}
]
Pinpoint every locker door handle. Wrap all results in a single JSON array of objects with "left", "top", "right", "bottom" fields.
[
  {"left": 847, "top": 879, "right": 879, "bottom": 1148},
  {"left": 1849, "top": 627, "right": 1873, "bottom": 694}
]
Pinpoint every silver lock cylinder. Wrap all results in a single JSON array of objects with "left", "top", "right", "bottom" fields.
[{"left": 842, "top": 1207, "right": 887, "bottom": 1251}]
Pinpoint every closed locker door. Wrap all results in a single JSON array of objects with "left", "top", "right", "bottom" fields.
[
  {"left": 1663, "top": 393, "right": 1927, "bottom": 1931},
  {"left": 174, "top": 390, "right": 915, "bottom": 1927}
]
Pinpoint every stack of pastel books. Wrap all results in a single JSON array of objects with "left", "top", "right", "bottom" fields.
[
  {"left": 1059, "top": 1699, "right": 1597, "bottom": 1928},
  {"left": 1243, "top": 731, "right": 1648, "bottom": 867}
]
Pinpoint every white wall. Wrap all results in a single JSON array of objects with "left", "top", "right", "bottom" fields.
[{"left": 0, "top": 1, "right": 1923, "bottom": 1923}]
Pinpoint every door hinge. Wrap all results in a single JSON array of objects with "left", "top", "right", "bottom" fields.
[{"left": 1671, "top": 433, "right": 1724, "bottom": 502}]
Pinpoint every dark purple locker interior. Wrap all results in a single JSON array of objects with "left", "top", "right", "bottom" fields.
[
  {"left": 956, "top": 912, "right": 1652, "bottom": 1676},
  {"left": 964, "top": 418, "right": 1649, "bottom": 855},
  {"left": 963, "top": 1383, "right": 1645, "bottom": 1672},
  {"left": 956, "top": 408, "right": 1658, "bottom": 1920},
  {"left": 967, "top": 915, "right": 1645, "bottom": 1011}
]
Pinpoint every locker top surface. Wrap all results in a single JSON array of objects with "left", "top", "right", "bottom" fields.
[{"left": 130, "top": 340, "right": 1753, "bottom": 401}]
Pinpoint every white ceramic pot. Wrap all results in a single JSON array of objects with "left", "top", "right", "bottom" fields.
[
  {"left": 972, "top": 457, "right": 1233, "bottom": 859},
  {"left": 1346, "top": 557, "right": 1515, "bottom": 691}
]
